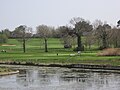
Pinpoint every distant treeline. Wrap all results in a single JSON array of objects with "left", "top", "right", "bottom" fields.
[{"left": 1, "top": 18, "right": 120, "bottom": 52}]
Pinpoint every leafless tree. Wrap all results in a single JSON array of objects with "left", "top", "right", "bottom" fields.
[
  {"left": 56, "top": 26, "right": 74, "bottom": 48},
  {"left": 2, "top": 29, "right": 11, "bottom": 38},
  {"left": 12, "top": 25, "right": 32, "bottom": 53},
  {"left": 0, "top": 31, "right": 8, "bottom": 43},
  {"left": 83, "top": 32, "right": 95, "bottom": 50},
  {"left": 36, "top": 25, "right": 52, "bottom": 52},
  {"left": 109, "top": 28, "right": 120, "bottom": 48},
  {"left": 92, "top": 20, "right": 103, "bottom": 48},
  {"left": 95, "top": 23, "right": 111, "bottom": 49},
  {"left": 70, "top": 17, "right": 93, "bottom": 51}
]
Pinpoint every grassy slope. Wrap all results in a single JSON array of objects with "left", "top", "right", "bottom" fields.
[{"left": 0, "top": 38, "right": 120, "bottom": 66}]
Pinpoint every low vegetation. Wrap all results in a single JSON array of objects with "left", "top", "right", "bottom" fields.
[{"left": 98, "top": 48, "right": 120, "bottom": 56}]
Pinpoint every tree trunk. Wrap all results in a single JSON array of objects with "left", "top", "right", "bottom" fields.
[
  {"left": 77, "top": 35, "right": 82, "bottom": 51},
  {"left": 89, "top": 44, "right": 91, "bottom": 50},
  {"left": 102, "top": 36, "right": 107, "bottom": 49},
  {"left": 23, "top": 39, "right": 26, "bottom": 53},
  {"left": 44, "top": 38, "right": 48, "bottom": 52},
  {"left": 114, "top": 37, "right": 118, "bottom": 48}
]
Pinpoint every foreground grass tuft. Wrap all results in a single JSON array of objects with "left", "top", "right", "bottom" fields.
[{"left": 98, "top": 48, "right": 120, "bottom": 56}]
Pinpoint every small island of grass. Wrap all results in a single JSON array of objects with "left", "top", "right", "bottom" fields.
[{"left": 0, "top": 67, "right": 19, "bottom": 76}]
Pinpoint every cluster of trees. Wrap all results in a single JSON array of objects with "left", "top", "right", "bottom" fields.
[
  {"left": 0, "top": 29, "right": 11, "bottom": 43},
  {"left": 0, "top": 17, "right": 120, "bottom": 53}
]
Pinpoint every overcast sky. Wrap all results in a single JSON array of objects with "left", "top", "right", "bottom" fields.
[{"left": 0, "top": 0, "right": 120, "bottom": 31}]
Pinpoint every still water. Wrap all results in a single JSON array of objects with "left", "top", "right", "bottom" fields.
[{"left": 0, "top": 65, "right": 120, "bottom": 90}]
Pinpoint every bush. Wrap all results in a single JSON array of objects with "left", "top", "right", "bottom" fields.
[
  {"left": 73, "top": 46, "right": 84, "bottom": 51},
  {"left": 98, "top": 48, "right": 120, "bottom": 56},
  {"left": 64, "top": 44, "right": 72, "bottom": 48},
  {"left": 0, "top": 34, "right": 8, "bottom": 43}
]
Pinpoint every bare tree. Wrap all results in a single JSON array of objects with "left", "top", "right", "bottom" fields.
[
  {"left": 83, "top": 32, "right": 95, "bottom": 50},
  {"left": 70, "top": 17, "right": 93, "bottom": 51},
  {"left": 0, "top": 30, "right": 8, "bottom": 44},
  {"left": 92, "top": 20, "right": 103, "bottom": 48},
  {"left": 12, "top": 25, "right": 32, "bottom": 53},
  {"left": 57, "top": 26, "right": 73, "bottom": 48},
  {"left": 36, "top": 25, "right": 52, "bottom": 52},
  {"left": 109, "top": 28, "right": 120, "bottom": 48},
  {"left": 2, "top": 29, "right": 11, "bottom": 38},
  {"left": 92, "top": 19, "right": 103, "bottom": 29},
  {"left": 95, "top": 24, "right": 111, "bottom": 49}
]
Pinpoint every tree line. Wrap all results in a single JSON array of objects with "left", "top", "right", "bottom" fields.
[{"left": 0, "top": 17, "right": 120, "bottom": 53}]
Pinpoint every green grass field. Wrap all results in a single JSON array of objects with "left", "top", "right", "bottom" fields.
[{"left": 0, "top": 38, "right": 120, "bottom": 66}]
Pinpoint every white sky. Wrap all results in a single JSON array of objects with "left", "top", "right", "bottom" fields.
[{"left": 0, "top": 0, "right": 120, "bottom": 31}]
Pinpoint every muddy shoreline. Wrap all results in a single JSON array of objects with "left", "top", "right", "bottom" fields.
[{"left": 0, "top": 61, "right": 120, "bottom": 71}]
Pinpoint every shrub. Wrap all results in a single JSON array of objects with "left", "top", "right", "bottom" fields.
[
  {"left": 64, "top": 44, "right": 72, "bottom": 48},
  {"left": 98, "top": 48, "right": 120, "bottom": 56},
  {"left": 73, "top": 46, "right": 84, "bottom": 51},
  {"left": 0, "top": 34, "right": 8, "bottom": 43}
]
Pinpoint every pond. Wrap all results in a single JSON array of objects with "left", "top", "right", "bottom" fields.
[{"left": 0, "top": 65, "right": 120, "bottom": 90}]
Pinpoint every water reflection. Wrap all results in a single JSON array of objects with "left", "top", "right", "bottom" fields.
[{"left": 0, "top": 66, "right": 120, "bottom": 90}]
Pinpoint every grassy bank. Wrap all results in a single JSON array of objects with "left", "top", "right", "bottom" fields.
[{"left": 0, "top": 38, "right": 120, "bottom": 66}]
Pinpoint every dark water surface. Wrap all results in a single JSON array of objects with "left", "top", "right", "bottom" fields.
[{"left": 0, "top": 65, "right": 120, "bottom": 90}]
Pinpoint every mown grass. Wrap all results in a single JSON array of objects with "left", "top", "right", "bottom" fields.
[{"left": 0, "top": 38, "right": 120, "bottom": 66}]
